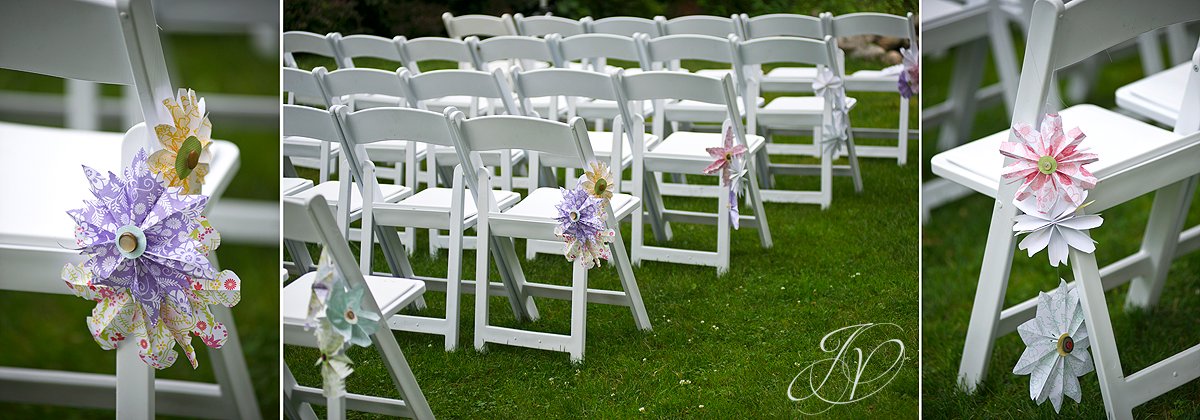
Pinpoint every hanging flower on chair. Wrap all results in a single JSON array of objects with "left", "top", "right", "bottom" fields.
[
  {"left": 705, "top": 121, "right": 748, "bottom": 229},
  {"left": 1013, "top": 279, "right": 1094, "bottom": 413},
  {"left": 897, "top": 47, "right": 919, "bottom": 99},
  {"left": 326, "top": 282, "right": 381, "bottom": 348},
  {"left": 728, "top": 160, "right": 747, "bottom": 231},
  {"left": 579, "top": 161, "right": 615, "bottom": 204},
  {"left": 304, "top": 248, "right": 380, "bottom": 397},
  {"left": 62, "top": 148, "right": 240, "bottom": 369},
  {"left": 813, "top": 67, "right": 851, "bottom": 158},
  {"left": 1012, "top": 191, "right": 1103, "bottom": 267},
  {"left": 314, "top": 321, "right": 354, "bottom": 397},
  {"left": 1000, "top": 113, "right": 1098, "bottom": 214},
  {"left": 148, "top": 89, "right": 213, "bottom": 194},
  {"left": 554, "top": 187, "right": 615, "bottom": 269}
]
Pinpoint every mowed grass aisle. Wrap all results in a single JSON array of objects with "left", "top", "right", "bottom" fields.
[
  {"left": 921, "top": 36, "right": 1200, "bottom": 417},
  {"left": 284, "top": 57, "right": 920, "bottom": 417}
]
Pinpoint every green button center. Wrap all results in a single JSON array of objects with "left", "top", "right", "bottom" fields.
[{"left": 1037, "top": 155, "right": 1057, "bottom": 175}]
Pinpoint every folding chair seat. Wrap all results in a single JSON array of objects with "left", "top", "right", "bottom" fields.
[
  {"left": 282, "top": 177, "right": 313, "bottom": 196},
  {"left": 447, "top": 111, "right": 652, "bottom": 362},
  {"left": 930, "top": 1, "right": 1200, "bottom": 416},
  {"left": 618, "top": 71, "right": 773, "bottom": 275},
  {"left": 282, "top": 194, "right": 433, "bottom": 420},
  {"left": 1116, "top": 61, "right": 1193, "bottom": 127}
]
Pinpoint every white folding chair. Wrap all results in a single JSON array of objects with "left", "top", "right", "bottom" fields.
[
  {"left": 447, "top": 111, "right": 652, "bottom": 362},
  {"left": 282, "top": 66, "right": 341, "bottom": 185},
  {"left": 0, "top": 0, "right": 256, "bottom": 417},
  {"left": 391, "top": 36, "right": 483, "bottom": 117},
  {"left": 281, "top": 194, "right": 434, "bottom": 420},
  {"left": 823, "top": 12, "right": 917, "bottom": 165},
  {"left": 1116, "top": 36, "right": 1200, "bottom": 128},
  {"left": 284, "top": 30, "right": 347, "bottom": 70},
  {"left": 740, "top": 13, "right": 826, "bottom": 92},
  {"left": 618, "top": 71, "right": 773, "bottom": 275},
  {"left": 335, "top": 105, "right": 525, "bottom": 351},
  {"left": 930, "top": 0, "right": 1200, "bottom": 415},
  {"left": 514, "top": 13, "right": 589, "bottom": 38},
  {"left": 284, "top": 31, "right": 346, "bottom": 180},
  {"left": 335, "top": 34, "right": 408, "bottom": 106},
  {"left": 442, "top": 12, "right": 517, "bottom": 40},
  {"left": 733, "top": 35, "right": 863, "bottom": 207}
]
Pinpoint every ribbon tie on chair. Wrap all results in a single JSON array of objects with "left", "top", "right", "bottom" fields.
[{"left": 813, "top": 67, "right": 850, "bottom": 159}]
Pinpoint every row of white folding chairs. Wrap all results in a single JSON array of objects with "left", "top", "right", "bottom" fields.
[
  {"left": 286, "top": 30, "right": 863, "bottom": 207},
  {"left": 930, "top": 0, "right": 1200, "bottom": 416}
]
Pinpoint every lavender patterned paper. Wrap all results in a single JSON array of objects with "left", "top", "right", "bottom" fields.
[{"left": 554, "top": 187, "right": 615, "bottom": 268}]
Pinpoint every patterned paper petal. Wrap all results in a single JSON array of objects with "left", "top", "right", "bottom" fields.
[
  {"left": 190, "top": 270, "right": 242, "bottom": 307},
  {"left": 191, "top": 217, "right": 221, "bottom": 255}
]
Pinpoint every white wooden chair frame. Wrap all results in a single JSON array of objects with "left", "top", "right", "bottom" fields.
[
  {"left": 447, "top": 110, "right": 652, "bottom": 362},
  {"left": 733, "top": 35, "right": 864, "bottom": 208},
  {"left": 937, "top": 1, "right": 1200, "bottom": 416},
  {"left": 282, "top": 194, "right": 434, "bottom": 420},
  {"left": 514, "top": 13, "right": 589, "bottom": 38},
  {"left": 0, "top": 1, "right": 257, "bottom": 417},
  {"left": 618, "top": 71, "right": 773, "bottom": 275},
  {"left": 442, "top": 12, "right": 517, "bottom": 40},
  {"left": 284, "top": 30, "right": 345, "bottom": 181}
]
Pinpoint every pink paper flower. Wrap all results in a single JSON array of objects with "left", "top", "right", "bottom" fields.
[
  {"left": 1000, "top": 114, "right": 1097, "bottom": 214},
  {"left": 703, "top": 122, "right": 747, "bottom": 186}
]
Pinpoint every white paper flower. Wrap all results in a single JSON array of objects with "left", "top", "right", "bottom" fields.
[
  {"left": 812, "top": 67, "right": 850, "bottom": 159},
  {"left": 1012, "top": 191, "right": 1103, "bottom": 267},
  {"left": 1013, "top": 279, "right": 1094, "bottom": 413}
]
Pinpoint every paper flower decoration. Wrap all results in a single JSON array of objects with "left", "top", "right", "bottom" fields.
[
  {"left": 326, "top": 283, "right": 381, "bottom": 348},
  {"left": 554, "top": 187, "right": 615, "bottom": 269},
  {"left": 1013, "top": 191, "right": 1103, "bottom": 267},
  {"left": 703, "top": 120, "right": 747, "bottom": 185},
  {"left": 728, "top": 161, "right": 746, "bottom": 231},
  {"left": 813, "top": 67, "right": 851, "bottom": 158},
  {"left": 314, "top": 321, "right": 354, "bottom": 397},
  {"left": 306, "top": 249, "right": 340, "bottom": 329},
  {"left": 1000, "top": 113, "right": 1098, "bottom": 214},
  {"left": 63, "top": 148, "right": 240, "bottom": 369},
  {"left": 580, "top": 161, "right": 615, "bottom": 203},
  {"left": 149, "top": 89, "right": 213, "bottom": 194},
  {"left": 1013, "top": 279, "right": 1094, "bottom": 413},
  {"left": 898, "top": 47, "right": 919, "bottom": 99}
]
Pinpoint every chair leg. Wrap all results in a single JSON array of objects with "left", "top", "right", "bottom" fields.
[
  {"left": 493, "top": 237, "right": 541, "bottom": 321},
  {"left": 283, "top": 364, "right": 318, "bottom": 420},
  {"left": 1126, "top": 176, "right": 1196, "bottom": 309},
  {"left": 1069, "top": 248, "right": 1133, "bottom": 419},
  {"left": 897, "top": 96, "right": 909, "bottom": 166},
  {"left": 643, "top": 173, "right": 673, "bottom": 242},
  {"left": 608, "top": 222, "right": 652, "bottom": 331},
  {"left": 475, "top": 219, "right": 491, "bottom": 352},
  {"left": 819, "top": 133, "right": 833, "bottom": 210},
  {"left": 957, "top": 198, "right": 1020, "bottom": 393},
  {"left": 938, "top": 40, "right": 988, "bottom": 151},
  {"left": 745, "top": 159, "right": 773, "bottom": 249},
  {"left": 846, "top": 130, "right": 864, "bottom": 194},
  {"left": 373, "top": 329, "right": 435, "bottom": 420},
  {"left": 116, "top": 341, "right": 153, "bottom": 420},
  {"left": 285, "top": 238, "right": 315, "bottom": 273},
  {"left": 445, "top": 224, "right": 465, "bottom": 352},
  {"left": 569, "top": 260, "right": 588, "bottom": 363}
]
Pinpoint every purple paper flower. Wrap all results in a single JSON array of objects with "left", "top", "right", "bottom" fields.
[
  {"left": 554, "top": 187, "right": 615, "bottom": 268},
  {"left": 898, "top": 47, "right": 919, "bottom": 99},
  {"left": 68, "top": 148, "right": 215, "bottom": 327}
]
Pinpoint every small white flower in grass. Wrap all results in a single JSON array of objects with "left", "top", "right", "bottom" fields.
[
  {"left": 639, "top": 407, "right": 646, "bottom": 413},
  {"left": 1012, "top": 191, "right": 1103, "bottom": 267},
  {"left": 1013, "top": 279, "right": 1094, "bottom": 413}
]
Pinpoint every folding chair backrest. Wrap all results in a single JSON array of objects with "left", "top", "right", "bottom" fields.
[
  {"left": 617, "top": 71, "right": 749, "bottom": 145},
  {"left": 740, "top": 13, "right": 824, "bottom": 39},
  {"left": 336, "top": 106, "right": 454, "bottom": 148},
  {"left": 825, "top": 12, "right": 917, "bottom": 43},
  {"left": 283, "top": 104, "right": 341, "bottom": 145},
  {"left": 515, "top": 13, "right": 588, "bottom": 37},
  {"left": 637, "top": 33, "right": 739, "bottom": 69},
  {"left": 316, "top": 67, "right": 407, "bottom": 106},
  {"left": 282, "top": 195, "right": 367, "bottom": 289},
  {"left": 587, "top": 16, "right": 661, "bottom": 38},
  {"left": 553, "top": 33, "right": 642, "bottom": 65},
  {"left": 511, "top": 68, "right": 623, "bottom": 106},
  {"left": 448, "top": 111, "right": 595, "bottom": 188},
  {"left": 400, "top": 69, "right": 520, "bottom": 114},
  {"left": 284, "top": 31, "right": 346, "bottom": 69},
  {"left": 443, "top": 12, "right": 517, "bottom": 39},
  {"left": 471, "top": 35, "right": 558, "bottom": 68},
  {"left": 338, "top": 34, "right": 405, "bottom": 69},
  {"left": 655, "top": 15, "right": 741, "bottom": 38},
  {"left": 0, "top": 0, "right": 172, "bottom": 142},
  {"left": 733, "top": 36, "right": 839, "bottom": 93},
  {"left": 1015, "top": 0, "right": 1200, "bottom": 125},
  {"left": 398, "top": 37, "right": 475, "bottom": 74},
  {"left": 283, "top": 67, "right": 331, "bottom": 107}
]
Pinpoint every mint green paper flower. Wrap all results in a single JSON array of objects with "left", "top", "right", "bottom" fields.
[{"left": 325, "top": 284, "right": 380, "bottom": 347}]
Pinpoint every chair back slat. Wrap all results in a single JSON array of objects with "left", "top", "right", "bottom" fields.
[
  {"left": 511, "top": 68, "right": 620, "bottom": 102},
  {"left": 1050, "top": 0, "right": 1200, "bottom": 70},
  {"left": 656, "top": 15, "right": 740, "bottom": 38},
  {"left": 473, "top": 36, "right": 556, "bottom": 63},
  {"left": 554, "top": 33, "right": 641, "bottom": 63},
  {"left": 283, "top": 67, "right": 330, "bottom": 107},
  {"left": 337, "top": 106, "right": 455, "bottom": 147},
  {"left": 828, "top": 12, "right": 915, "bottom": 39},
  {"left": 284, "top": 31, "right": 346, "bottom": 69},
  {"left": 516, "top": 14, "right": 587, "bottom": 37},
  {"left": 741, "top": 13, "right": 823, "bottom": 39},
  {"left": 451, "top": 114, "right": 585, "bottom": 159},
  {"left": 318, "top": 68, "right": 407, "bottom": 101},
  {"left": 639, "top": 34, "right": 737, "bottom": 65},
  {"left": 401, "top": 69, "right": 519, "bottom": 114},
  {"left": 618, "top": 71, "right": 728, "bottom": 104},
  {"left": 339, "top": 34, "right": 404, "bottom": 65},
  {"left": 736, "top": 36, "right": 833, "bottom": 67},
  {"left": 443, "top": 13, "right": 517, "bottom": 39},
  {"left": 400, "top": 37, "right": 475, "bottom": 65},
  {"left": 283, "top": 104, "right": 340, "bottom": 142},
  {"left": 588, "top": 16, "right": 661, "bottom": 37}
]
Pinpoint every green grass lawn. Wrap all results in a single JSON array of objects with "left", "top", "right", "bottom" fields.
[
  {"left": 284, "top": 53, "right": 920, "bottom": 417},
  {"left": 0, "top": 34, "right": 279, "bottom": 419},
  {"left": 921, "top": 30, "right": 1200, "bottom": 417}
]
